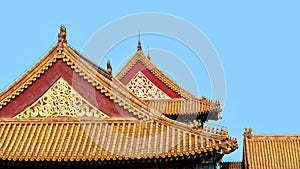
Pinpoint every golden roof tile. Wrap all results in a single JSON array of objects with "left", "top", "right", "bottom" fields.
[
  {"left": 0, "top": 27, "right": 238, "bottom": 162},
  {"left": 0, "top": 118, "right": 237, "bottom": 161},
  {"left": 145, "top": 97, "right": 221, "bottom": 116},
  {"left": 243, "top": 128, "right": 300, "bottom": 169}
]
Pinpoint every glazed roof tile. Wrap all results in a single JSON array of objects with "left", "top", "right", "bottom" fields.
[
  {"left": 0, "top": 27, "right": 238, "bottom": 161},
  {"left": 243, "top": 129, "right": 300, "bottom": 169},
  {"left": 146, "top": 97, "right": 221, "bottom": 116},
  {"left": 0, "top": 118, "right": 237, "bottom": 161}
]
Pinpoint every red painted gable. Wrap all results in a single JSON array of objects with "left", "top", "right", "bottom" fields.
[
  {"left": 0, "top": 59, "right": 134, "bottom": 118},
  {"left": 120, "top": 60, "right": 181, "bottom": 98}
]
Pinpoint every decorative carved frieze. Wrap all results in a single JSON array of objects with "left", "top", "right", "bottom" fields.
[
  {"left": 126, "top": 71, "right": 170, "bottom": 99},
  {"left": 14, "top": 78, "right": 109, "bottom": 119}
]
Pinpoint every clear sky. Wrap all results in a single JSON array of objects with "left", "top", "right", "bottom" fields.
[{"left": 0, "top": 1, "right": 299, "bottom": 162}]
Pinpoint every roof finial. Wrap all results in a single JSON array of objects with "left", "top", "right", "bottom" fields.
[
  {"left": 58, "top": 25, "right": 67, "bottom": 44},
  {"left": 107, "top": 59, "right": 112, "bottom": 77},
  {"left": 243, "top": 128, "right": 253, "bottom": 139},
  {"left": 138, "top": 31, "right": 140, "bottom": 41},
  {"left": 147, "top": 46, "right": 151, "bottom": 60},
  {"left": 137, "top": 32, "right": 142, "bottom": 51}
]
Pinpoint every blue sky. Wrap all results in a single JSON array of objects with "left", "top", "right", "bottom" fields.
[{"left": 0, "top": 1, "right": 300, "bottom": 161}]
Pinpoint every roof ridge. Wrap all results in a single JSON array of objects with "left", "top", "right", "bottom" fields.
[
  {"left": 252, "top": 134, "right": 300, "bottom": 136},
  {"left": 243, "top": 128, "right": 300, "bottom": 140},
  {"left": 250, "top": 134, "right": 300, "bottom": 140},
  {"left": 0, "top": 43, "right": 59, "bottom": 109},
  {"left": 67, "top": 46, "right": 111, "bottom": 78}
]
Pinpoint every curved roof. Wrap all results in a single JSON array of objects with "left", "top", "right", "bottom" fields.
[
  {"left": 0, "top": 118, "right": 237, "bottom": 161},
  {"left": 0, "top": 26, "right": 237, "bottom": 161},
  {"left": 116, "top": 43, "right": 221, "bottom": 120}
]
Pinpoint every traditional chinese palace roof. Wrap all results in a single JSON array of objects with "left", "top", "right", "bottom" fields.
[
  {"left": 0, "top": 118, "right": 234, "bottom": 162},
  {"left": 0, "top": 26, "right": 237, "bottom": 165},
  {"left": 242, "top": 128, "right": 300, "bottom": 169},
  {"left": 222, "top": 129, "right": 300, "bottom": 169},
  {"left": 116, "top": 40, "right": 221, "bottom": 120}
]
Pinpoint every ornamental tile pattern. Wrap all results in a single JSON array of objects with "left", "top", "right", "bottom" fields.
[
  {"left": 126, "top": 71, "right": 170, "bottom": 99},
  {"left": 14, "top": 78, "right": 109, "bottom": 119}
]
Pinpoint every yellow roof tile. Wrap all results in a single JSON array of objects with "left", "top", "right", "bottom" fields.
[
  {"left": 146, "top": 97, "right": 221, "bottom": 116},
  {"left": 0, "top": 118, "right": 237, "bottom": 161},
  {"left": 243, "top": 128, "right": 300, "bottom": 169}
]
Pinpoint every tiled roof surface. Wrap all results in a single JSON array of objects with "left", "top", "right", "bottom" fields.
[
  {"left": 146, "top": 97, "right": 221, "bottom": 116},
  {"left": 71, "top": 49, "right": 111, "bottom": 79},
  {"left": 221, "top": 162, "right": 242, "bottom": 169},
  {"left": 0, "top": 118, "right": 237, "bottom": 162},
  {"left": 0, "top": 27, "right": 238, "bottom": 163},
  {"left": 243, "top": 131, "right": 300, "bottom": 169}
]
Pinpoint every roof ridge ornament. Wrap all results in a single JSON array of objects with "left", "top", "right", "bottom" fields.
[
  {"left": 147, "top": 45, "right": 151, "bottom": 60},
  {"left": 58, "top": 25, "right": 67, "bottom": 44},
  {"left": 107, "top": 59, "right": 112, "bottom": 76},
  {"left": 137, "top": 32, "right": 142, "bottom": 51},
  {"left": 243, "top": 128, "right": 253, "bottom": 139}
]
